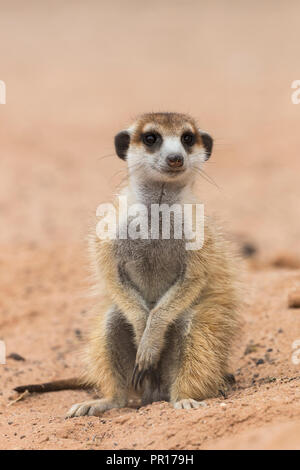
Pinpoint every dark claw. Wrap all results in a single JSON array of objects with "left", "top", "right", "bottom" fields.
[
  {"left": 132, "top": 366, "right": 148, "bottom": 391},
  {"left": 132, "top": 365, "right": 157, "bottom": 391},
  {"left": 132, "top": 364, "right": 145, "bottom": 390},
  {"left": 132, "top": 364, "right": 139, "bottom": 388},
  {"left": 137, "top": 369, "right": 147, "bottom": 389},
  {"left": 219, "top": 388, "right": 227, "bottom": 398}
]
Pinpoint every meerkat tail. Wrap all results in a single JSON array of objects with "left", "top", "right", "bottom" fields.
[{"left": 14, "top": 377, "right": 90, "bottom": 394}]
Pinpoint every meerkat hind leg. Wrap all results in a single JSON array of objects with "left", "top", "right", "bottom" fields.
[
  {"left": 169, "top": 301, "right": 237, "bottom": 409},
  {"left": 173, "top": 398, "right": 208, "bottom": 410},
  {"left": 66, "top": 397, "right": 126, "bottom": 418},
  {"left": 67, "top": 306, "right": 137, "bottom": 418}
]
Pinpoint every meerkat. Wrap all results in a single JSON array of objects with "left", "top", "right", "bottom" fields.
[{"left": 16, "top": 112, "right": 240, "bottom": 415}]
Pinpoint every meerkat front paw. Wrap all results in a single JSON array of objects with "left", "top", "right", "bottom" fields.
[
  {"left": 132, "top": 363, "right": 159, "bottom": 391},
  {"left": 132, "top": 335, "right": 162, "bottom": 390},
  {"left": 173, "top": 398, "right": 208, "bottom": 410},
  {"left": 66, "top": 398, "right": 120, "bottom": 418}
]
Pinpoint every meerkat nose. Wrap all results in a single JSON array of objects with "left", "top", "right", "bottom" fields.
[{"left": 166, "top": 154, "right": 184, "bottom": 168}]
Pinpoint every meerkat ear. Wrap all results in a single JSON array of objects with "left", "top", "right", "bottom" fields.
[
  {"left": 114, "top": 131, "right": 130, "bottom": 160},
  {"left": 199, "top": 130, "right": 213, "bottom": 160}
]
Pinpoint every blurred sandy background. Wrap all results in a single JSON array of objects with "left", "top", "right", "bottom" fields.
[{"left": 0, "top": 0, "right": 300, "bottom": 450}]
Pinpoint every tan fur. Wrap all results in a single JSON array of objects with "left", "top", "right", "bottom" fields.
[
  {"left": 89, "top": 213, "right": 148, "bottom": 345},
  {"left": 83, "top": 213, "right": 240, "bottom": 404},
  {"left": 170, "top": 224, "right": 240, "bottom": 401},
  {"left": 82, "top": 302, "right": 121, "bottom": 399}
]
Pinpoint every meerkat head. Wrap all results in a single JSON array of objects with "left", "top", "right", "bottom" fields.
[{"left": 114, "top": 112, "right": 213, "bottom": 186}]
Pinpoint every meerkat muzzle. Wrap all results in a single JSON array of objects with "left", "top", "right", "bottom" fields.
[{"left": 166, "top": 154, "right": 184, "bottom": 168}]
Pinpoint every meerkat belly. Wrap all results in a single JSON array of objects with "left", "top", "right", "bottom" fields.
[{"left": 115, "top": 238, "right": 187, "bottom": 309}]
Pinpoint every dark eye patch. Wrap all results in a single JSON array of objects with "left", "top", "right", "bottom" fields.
[
  {"left": 141, "top": 132, "right": 162, "bottom": 151},
  {"left": 181, "top": 132, "right": 195, "bottom": 147}
]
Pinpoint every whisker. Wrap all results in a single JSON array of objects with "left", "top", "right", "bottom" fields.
[
  {"left": 191, "top": 167, "right": 221, "bottom": 190},
  {"left": 190, "top": 155, "right": 220, "bottom": 188},
  {"left": 199, "top": 168, "right": 221, "bottom": 189},
  {"left": 97, "top": 153, "right": 115, "bottom": 161},
  {"left": 115, "top": 162, "right": 143, "bottom": 190}
]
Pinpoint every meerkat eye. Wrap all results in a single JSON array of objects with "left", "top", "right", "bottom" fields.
[
  {"left": 181, "top": 132, "right": 195, "bottom": 147},
  {"left": 142, "top": 133, "right": 158, "bottom": 147}
]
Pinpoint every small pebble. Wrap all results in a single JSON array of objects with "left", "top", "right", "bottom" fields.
[
  {"left": 242, "top": 242, "right": 257, "bottom": 258},
  {"left": 288, "top": 292, "right": 300, "bottom": 308},
  {"left": 256, "top": 358, "right": 265, "bottom": 365},
  {"left": 8, "top": 353, "right": 25, "bottom": 362},
  {"left": 244, "top": 343, "right": 260, "bottom": 355},
  {"left": 74, "top": 329, "right": 82, "bottom": 339}
]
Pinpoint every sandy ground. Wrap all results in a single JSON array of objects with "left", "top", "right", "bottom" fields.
[{"left": 0, "top": 0, "right": 300, "bottom": 450}]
